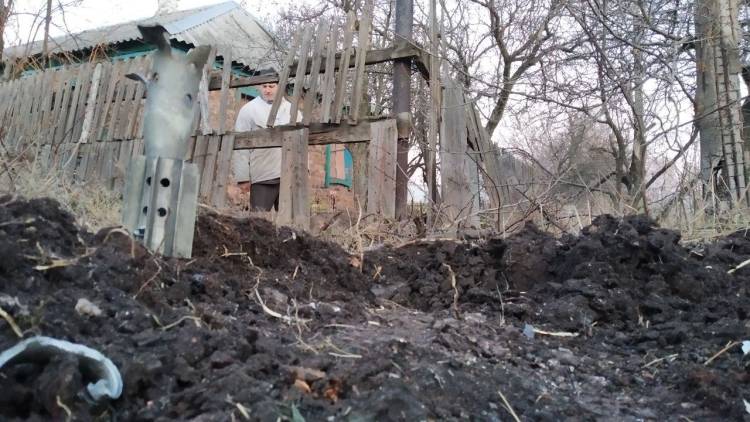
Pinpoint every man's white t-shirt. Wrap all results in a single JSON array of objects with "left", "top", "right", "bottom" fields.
[{"left": 232, "top": 96, "right": 297, "bottom": 184}]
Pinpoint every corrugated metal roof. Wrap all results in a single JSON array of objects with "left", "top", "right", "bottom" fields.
[{"left": 4, "top": 1, "right": 279, "bottom": 69}]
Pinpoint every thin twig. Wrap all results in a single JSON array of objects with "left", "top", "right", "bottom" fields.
[
  {"left": 134, "top": 258, "right": 162, "bottom": 298},
  {"left": 728, "top": 258, "right": 750, "bottom": 275},
  {"left": 532, "top": 328, "right": 579, "bottom": 337},
  {"left": 642, "top": 353, "right": 678, "bottom": 369},
  {"left": 56, "top": 395, "right": 73, "bottom": 422},
  {"left": 329, "top": 352, "right": 362, "bottom": 359},
  {"left": 0, "top": 305, "right": 23, "bottom": 338},
  {"left": 253, "top": 289, "right": 311, "bottom": 324},
  {"left": 497, "top": 389, "right": 521, "bottom": 422},
  {"left": 704, "top": 341, "right": 739, "bottom": 366},
  {"left": 161, "top": 315, "right": 202, "bottom": 331},
  {"left": 442, "top": 263, "right": 460, "bottom": 319}
]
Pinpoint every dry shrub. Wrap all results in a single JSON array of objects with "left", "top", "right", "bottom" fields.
[{"left": 0, "top": 146, "right": 121, "bottom": 232}]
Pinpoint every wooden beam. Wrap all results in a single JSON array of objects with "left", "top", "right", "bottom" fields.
[
  {"left": 232, "top": 120, "right": 378, "bottom": 149},
  {"left": 208, "top": 44, "right": 430, "bottom": 91}
]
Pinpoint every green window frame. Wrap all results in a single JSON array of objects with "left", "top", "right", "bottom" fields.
[{"left": 324, "top": 145, "right": 353, "bottom": 188}]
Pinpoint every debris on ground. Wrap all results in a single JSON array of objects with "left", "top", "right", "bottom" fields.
[{"left": 2, "top": 196, "right": 750, "bottom": 420}]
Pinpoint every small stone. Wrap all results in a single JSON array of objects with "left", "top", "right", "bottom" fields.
[
  {"left": 75, "top": 298, "right": 102, "bottom": 317},
  {"left": 555, "top": 347, "right": 580, "bottom": 367},
  {"left": 209, "top": 350, "right": 234, "bottom": 369}
]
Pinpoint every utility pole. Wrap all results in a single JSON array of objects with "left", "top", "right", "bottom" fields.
[{"left": 393, "top": 0, "right": 413, "bottom": 219}]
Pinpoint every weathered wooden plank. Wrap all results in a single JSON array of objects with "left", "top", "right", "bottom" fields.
[
  {"left": 11, "top": 75, "right": 33, "bottom": 147},
  {"left": 31, "top": 71, "right": 50, "bottom": 143},
  {"left": 440, "top": 77, "right": 478, "bottom": 229},
  {"left": 71, "top": 63, "right": 94, "bottom": 142},
  {"left": 349, "top": 0, "right": 373, "bottom": 124},
  {"left": 83, "top": 142, "right": 101, "bottom": 182},
  {"left": 107, "top": 58, "right": 133, "bottom": 141},
  {"left": 319, "top": 23, "right": 340, "bottom": 123},
  {"left": 302, "top": 19, "right": 330, "bottom": 125},
  {"left": 278, "top": 128, "right": 309, "bottom": 229},
  {"left": 103, "top": 142, "right": 119, "bottom": 188},
  {"left": 288, "top": 26, "right": 314, "bottom": 125},
  {"left": 125, "top": 55, "right": 152, "bottom": 139},
  {"left": 18, "top": 73, "right": 38, "bottom": 144},
  {"left": 233, "top": 119, "right": 376, "bottom": 149},
  {"left": 366, "top": 119, "right": 397, "bottom": 218},
  {"left": 46, "top": 66, "right": 66, "bottom": 143},
  {"left": 211, "top": 134, "right": 235, "bottom": 208},
  {"left": 97, "top": 60, "right": 124, "bottom": 140},
  {"left": 0, "top": 80, "right": 14, "bottom": 124},
  {"left": 218, "top": 46, "right": 232, "bottom": 134},
  {"left": 90, "top": 63, "right": 112, "bottom": 141},
  {"left": 116, "top": 57, "right": 142, "bottom": 139},
  {"left": 115, "top": 140, "right": 135, "bottom": 193},
  {"left": 2, "top": 78, "right": 20, "bottom": 143},
  {"left": 332, "top": 11, "right": 357, "bottom": 124},
  {"left": 75, "top": 143, "right": 90, "bottom": 184},
  {"left": 77, "top": 63, "right": 104, "bottom": 144},
  {"left": 38, "top": 144, "right": 52, "bottom": 170},
  {"left": 90, "top": 142, "right": 106, "bottom": 182},
  {"left": 53, "top": 66, "right": 75, "bottom": 144},
  {"left": 60, "top": 143, "right": 78, "bottom": 181},
  {"left": 19, "top": 73, "right": 41, "bottom": 142},
  {"left": 198, "top": 46, "right": 218, "bottom": 136},
  {"left": 199, "top": 135, "right": 221, "bottom": 198},
  {"left": 267, "top": 31, "right": 302, "bottom": 127},
  {"left": 37, "top": 70, "right": 57, "bottom": 144},
  {"left": 191, "top": 135, "right": 209, "bottom": 180},
  {"left": 64, "top": 63, "right": 91, "bottom": 143},
  {"left": 347, "top": 141, "right": 369, "bottom": 207}
]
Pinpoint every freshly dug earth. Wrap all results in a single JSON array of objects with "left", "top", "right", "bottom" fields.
[{"left": 1, "top": 196, "right": 750, "bottom": 421}]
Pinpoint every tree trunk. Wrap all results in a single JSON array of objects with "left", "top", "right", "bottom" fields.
[
  {"left": 629, "top": 11, "right": 647, "bottom": 209},
  {"left": 695, "top": 0, "right": 748, "bottom": 205}
]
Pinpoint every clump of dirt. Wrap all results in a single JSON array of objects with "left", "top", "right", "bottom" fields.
[{"left": 2, "top": 196, "right": 750, "bottom": 421}]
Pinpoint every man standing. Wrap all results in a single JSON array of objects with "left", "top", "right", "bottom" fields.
[{"left": 233, "top": 77, "right": 297, "bottom": 211}]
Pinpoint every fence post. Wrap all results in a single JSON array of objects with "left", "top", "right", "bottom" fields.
[
  {"left": 278, "top": 129, "right": 310, "bottom": 229},
  {"left": 367, "top": 119, "right": 397, "bottom": 218}
]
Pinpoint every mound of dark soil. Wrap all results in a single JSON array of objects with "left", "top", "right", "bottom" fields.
[{"left": 2, "top": 196, "right": 750, "bottom": 421}]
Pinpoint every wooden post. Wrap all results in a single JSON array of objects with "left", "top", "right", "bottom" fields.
[
  {"left": 278, "top": 129, "right": 310, "bottom": 229},
  {"left": 348, "top": 142, "right": 368, "bottom": 209},
  {"left": 211, "top": 134, "right": 235, "bottom": 208},
  {"left": 440, "top": 77, "right": 479, "bottom": 231},
  {"left": 427, "top": 0, "right": 440, "bottom": 218},
  {"left": 218, "top": 46, "right": 232, "bottom": 134},
  {"left": 367, "top": 119, "right": 397, "bottom": 218}
]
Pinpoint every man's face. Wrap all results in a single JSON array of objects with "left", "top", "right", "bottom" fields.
[{"left": 260, "top": 83, "right": 278, "bottom": 103}]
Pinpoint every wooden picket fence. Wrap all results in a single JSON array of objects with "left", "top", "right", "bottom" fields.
[
  {"left": 0, "top": 1, "right": 404, "bottom": 224},
  {"left": 0, "top": 45, "right": 246, "bottom": 209}
]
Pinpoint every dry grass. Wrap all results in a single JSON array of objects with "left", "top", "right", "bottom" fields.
[{"left": 0, "top": 149, "right": 121, "bottom": 233}]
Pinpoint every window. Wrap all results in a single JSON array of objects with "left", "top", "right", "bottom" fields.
[{"left": 324, "top": 145, "right": 353, "bottom": 188}]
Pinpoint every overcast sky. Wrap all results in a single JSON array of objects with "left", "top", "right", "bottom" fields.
[{"left": 5, "top": 0, "right": 289, "bottom": 47}]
